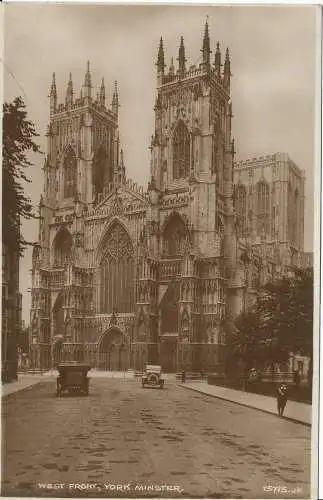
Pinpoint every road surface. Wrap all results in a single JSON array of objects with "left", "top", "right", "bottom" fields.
[{"left": 2, "top": 378, "right": 310, "bottom": 498}]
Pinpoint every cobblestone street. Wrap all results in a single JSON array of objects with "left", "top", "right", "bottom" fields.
[{"left": 2, "top": 379, "right": 310, "bottom": 498}]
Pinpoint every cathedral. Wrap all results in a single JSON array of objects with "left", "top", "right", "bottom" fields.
[{"left": 30, "top": 22, "right": 309, "bottom": 373}]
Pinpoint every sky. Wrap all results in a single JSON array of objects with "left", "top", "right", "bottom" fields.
[{"left": 3, "top": 3, "right": 319, "bottom": 324}]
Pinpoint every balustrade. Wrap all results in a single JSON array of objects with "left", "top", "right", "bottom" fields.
[
  {"left": 159, "top": 259, "right": 181, "bottom": 280},
  {"left": 50, "top": 270, "right": 65, "bottom": 289}
]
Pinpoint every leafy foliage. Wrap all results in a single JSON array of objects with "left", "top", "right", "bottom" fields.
[
  {"left": 232, "top": 267, "right": 313, "bottom": 368},
  {"left": 2, "top": 97, "right": 42, "bottom": 255}
]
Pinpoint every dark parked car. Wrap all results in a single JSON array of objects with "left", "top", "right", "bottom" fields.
[{"left": 56, "top": 362, "right": 91, "bottom": 396}]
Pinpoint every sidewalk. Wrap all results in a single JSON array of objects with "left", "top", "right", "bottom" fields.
[
  {"left": 2, "top": 375, "right": 45, "bottom": 397},
  {"left": 179, "top": 382, "right": 311, "bottom": 426}
]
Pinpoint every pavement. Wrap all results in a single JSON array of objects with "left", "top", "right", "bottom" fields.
[
  {"left": 1, "top": 375, "right": 45, "bottom": 397},
  {"left": 179, "top": 382, "right": 312, "bottom": 426}
]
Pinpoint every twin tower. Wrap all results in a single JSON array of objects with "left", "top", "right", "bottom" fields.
[
  {"left": 43, "top": 21, "right": 234, "bottom": 208},
  {"left": 33, "top": 21, "right": 236, "bottom": 372}
]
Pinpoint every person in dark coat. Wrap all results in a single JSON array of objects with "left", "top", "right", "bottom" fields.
[
  {"left": 181, "top": 369, "right": 186, "bottom": 384},
  {"left": 277, "top": 383, "right": 288, "bottom": 417}
]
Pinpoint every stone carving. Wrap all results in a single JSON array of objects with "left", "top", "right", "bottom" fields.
[
  {"left": 110, "top": 194, "right": 124, "bottom": 217},
  {"left": 109, "top": 308, "right": 118, "bottom": 326},
  {"left": 74, "top": 232, "right": 84, "bottom": 247}
]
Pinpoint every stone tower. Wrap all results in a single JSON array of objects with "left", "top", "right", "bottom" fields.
[
  {"left": 44, "top": 64, "right": 119, "bottom": 209},
  {"left": 30, "top": 64, "right": 122, "bottom": 367},
  {"left": 148, "top": 22, "right": 236, "bottom": 372}
]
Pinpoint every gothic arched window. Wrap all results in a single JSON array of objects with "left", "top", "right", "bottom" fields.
[
  {"left": 93, "top": 147, "right": 109, "bottom": 199},
  {"left": 64, "top": 146, "right": 77, "bottom": 198},
  {"left": 293, "top": 188, "right": 299, "bottom": 247},
  {"left": 53, "top": 228, "right": 73, "bottom": 267},
  {"left": 216, "top": 215, "right": 225, "bottom": 254},
  {"left": 99, "top": 223, "right": 134, "bottom": 313},
  {"left": 235, "top": 184, "right": 247, "bottom": 238},
  {"left": 256, "top": 181, "right": 269, "bottom": 237},
  {"left": 287, "top": 182, "right": 292, "bottom": 242},
  {"left": 173, "top": 120, "right": 190, "bottom": 179},
  {"left": 212, "top": 119, "right": 220, "bottom": 176},
  {"left": 163, "top": 214, "right": 187, "bottom": 256}
]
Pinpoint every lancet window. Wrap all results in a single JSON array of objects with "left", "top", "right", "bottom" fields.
[
  {"left": 256, "top": 181, "right": 270, "bottom": 237},
  {"left": 163, "top": 214, "right": 187, "bottom": 257},
  {"left": 288, "top": 186, "right": 299, "bottom": 247},
  {"left": 93, "top": 147, "right": 109, "bottom": 198},
  {"left": 53, "top": 228, "right": 73, "bottom": 268},
  {"left": 173, "top": 120, "right": 190, "bottom": 179},
  {"left": 63, "top": 146, "right": 77, "bottom": 198},
  {"left": 235, "top": 184, "right": 247, "bottom": 238},
  {"left": 99, "top": 223, "right": 134, "bottom": 313},
  {"left": 293, "top": 188, "right": 299, "bottom": 247}
]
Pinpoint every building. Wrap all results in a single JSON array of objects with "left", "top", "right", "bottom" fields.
[
  {"left": 231, "top": 153, "right": 309, "bottom": 313},
  {"left": 30, "top": 23, "right": 311, "bottom": 373},
  {"left": 2, "top": 242, "right": 21, "bottom": 381}
]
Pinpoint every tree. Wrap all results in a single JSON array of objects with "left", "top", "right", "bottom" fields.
[
  {"left": 2, "top": 96, "right": 42, "bottom": 255},
  {"left": 232, "top": 267, "right": 313, "bottom": 371},
  {"left": 231, "top": 310, "right": 261, "bottom": 370},
  {"left": 258, "top": 267, "right": 313, "bottom": 360}
]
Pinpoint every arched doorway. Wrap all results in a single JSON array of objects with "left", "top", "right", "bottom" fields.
[
  {"left": 160, "top": 283, "right": 180, "bottom": 373},
  {"left": 98, "top": 328, "right": 128, "bottom": 371}
]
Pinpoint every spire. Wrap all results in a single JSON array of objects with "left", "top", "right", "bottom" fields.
[
  {"left": 112, "top": 81, "right": 119, "bottom": 116},
  {"left": 201, "top": 18, "right": 211, "bottom": 68},
  {"left": 49, "top": 72, "right": 57, "bottom": 115},
  {"left": 65, "top": 72, "right": 73, "bottom": 108},
  {"left": 169, "top": 57, "right": 175, "bottom": 76},
  {"left": 100, "top": 77, "right": 105, "bottom": 106},
  {"left": 177, "top": 36, "right": 186, "bottom": 78},
  {"left": 117, "top": 148, "right": 126, "bottom": 186},
  {"left": 156, "top": 37, "right": 165, "bottom": 74},
  {"left": 214, "top": 42, "right": 221, "bottom": 77},
  {"left": 50, "top": 72, "right": 57, "bottom": 98},
  {"left": 120, "top": 148, "right": 125, "bottom": 169},
  {"left": 84, "top": 60, "right": 92, "bottom": 100},
  {"left": 223, "top": 47, "right": 231, "bottom": 91}
]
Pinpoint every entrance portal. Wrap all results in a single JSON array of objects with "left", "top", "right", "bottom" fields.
[{"left": 98, "top": 328, "right": 128, "bottom": 371}]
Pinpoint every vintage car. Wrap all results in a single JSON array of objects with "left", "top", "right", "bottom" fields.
[
  {"left": 56, "top": 362, "right": 91, "bottom": 396},
  {"left": 141, "top": 364, "right": 165, "bottom": 389}
]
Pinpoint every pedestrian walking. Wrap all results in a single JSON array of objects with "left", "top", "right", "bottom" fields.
[
  {"left": 181, "top": 369, "right": 186, "bottom": 384},
  {"left": 276, "top": 383, "right": 288, "bottom": 417}
]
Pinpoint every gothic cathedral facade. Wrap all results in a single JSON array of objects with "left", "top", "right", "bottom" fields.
[{"left": 30, "top": 23, "right": 308, "bottom": 372}]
